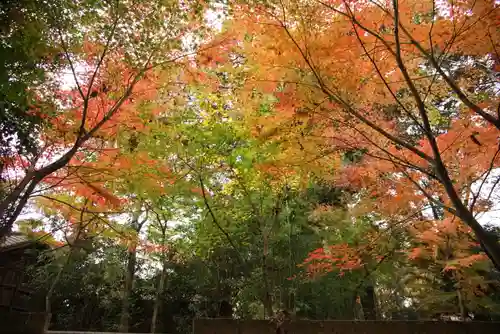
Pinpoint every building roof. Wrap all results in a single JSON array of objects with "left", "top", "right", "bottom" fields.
[
  {"left": 0, "top": 232, "right": 49, "bottom": 252},
  {"left": 1, "top": 233, "right": 30, "bottom": 248}
]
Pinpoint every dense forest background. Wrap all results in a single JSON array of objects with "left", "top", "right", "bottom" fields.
[{"left": 1, "top": 0, "right": 500, "bottom": 332}]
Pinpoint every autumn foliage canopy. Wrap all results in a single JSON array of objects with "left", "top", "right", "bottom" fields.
[{"left": 0, "top": 0, "right": 499, "bottom": 323}]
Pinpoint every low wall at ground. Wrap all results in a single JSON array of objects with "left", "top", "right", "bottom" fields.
[
  {"left": 193, "top": 319, "right": 500, "bottom": 334},
  {"left": 47, "top": 332, "right": 160, "bottom": 334},
  {"left": 3, "top": 317, "right": 498, "bottom": 334},
  {"left": 0, "top": 312, "right": 46, "bottom": 334}
]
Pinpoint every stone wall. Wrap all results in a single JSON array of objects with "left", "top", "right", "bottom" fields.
[{"left": 193, "top": 319, "right": 500, "bottom": 334}]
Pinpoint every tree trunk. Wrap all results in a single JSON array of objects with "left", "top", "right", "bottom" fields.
[
  {"left": 218, "top": 300, "right": 233, "bottom": 318},
  {"left": 0, "top": 174, "right": 42, "bottom": 239},
  {"left": 44, "top": 217, "right": 88, "bottom": 332},
  {"left": 353, "top": 296, "right": 364, "bottom": 320},
  {"left": 119, "top": 243, "right": 137, "bottom": 333},
  {"left": 457, "top": 288, "right": 467, "bottom": 321},
  {"left": 0, "top": 73, "right": 140, "bottom": 239},
  {"left": 0, "top": 142, "right": 83, "bottom": 239},
  {"left": 119, "top": 209, "right": 145, "bottom": 333},
  {"left": 150, "top": 252, "right": 167, "bottom": 333},
  {"left": 44, "top": 252, "right": 72, "bottom": 332},
  {"left": 446, "top": 185, "right": 500, "bottom": 272},
  {"left": 262, "top": 262, "right": 274, "bottom": 318},
  {"left": 262, "top": 284, "right": 274, "bottom": 319},
  {"left": 426, "top": 148, "right": 500, "bottom": 271},
  {"left": 262, "top": 233, "right": 274, "bottom": 319},
  {"left": 282, "top": 18, "right": 500, "bottom": 271},
  {"left": 361, "top": 283, "right": 378, "bottom": 320}
]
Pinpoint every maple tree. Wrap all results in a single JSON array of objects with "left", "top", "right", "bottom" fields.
[
  {"left": 300, "top": 202, "right": 500, "bottom": 319},
  {"left": 220, "top": 0, "right": 500, "bottom": 270},
  {"left": 5, "top": 0, "right": 500, "bottom": 329},
  {"left": 0, "top": 0, "right": 213, "bottom": 238},
  {"left": 405, "top": 217, "right": 499, "bottom": 319}
]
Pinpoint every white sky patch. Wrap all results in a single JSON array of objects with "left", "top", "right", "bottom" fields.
[
  {"left": 182, "top": 4, "right": 225, "bottom": 57},
  {"left": 205, "top": 5, "right": 225, "bottom": 32},
  {"left": 417, "top": 169, "right": 500, "bottom": 227},
  {"left": 470, "top": 168, "right": 500, "bottom": 226},
  {"left": 52, "top": 62, "right": 89, "bottom": 91}
]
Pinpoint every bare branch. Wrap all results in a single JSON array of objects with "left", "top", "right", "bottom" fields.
[{"left": 469, "top": 143, "right": 500, "bottom": 213}]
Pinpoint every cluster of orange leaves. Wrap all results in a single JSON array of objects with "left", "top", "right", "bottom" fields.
[
  {"left": 408, "top": 215, "right": 489, "bottom": 271},
  {"left": 35, "top": 45, "right": 172, "bottom": 208},
  {"left": 198, "top": 0, "right": 500, "bottom": 279},
  {"left": 301, "top": 244, "right": 364, "bottom": 276}
]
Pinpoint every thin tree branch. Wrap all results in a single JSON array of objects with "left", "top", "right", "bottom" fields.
[
  {"left": 198, "top": 175, "right": 246, "bottom": 267},
  {"left": 469, "top": 143, "right": 500, "bottom": 213}
]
